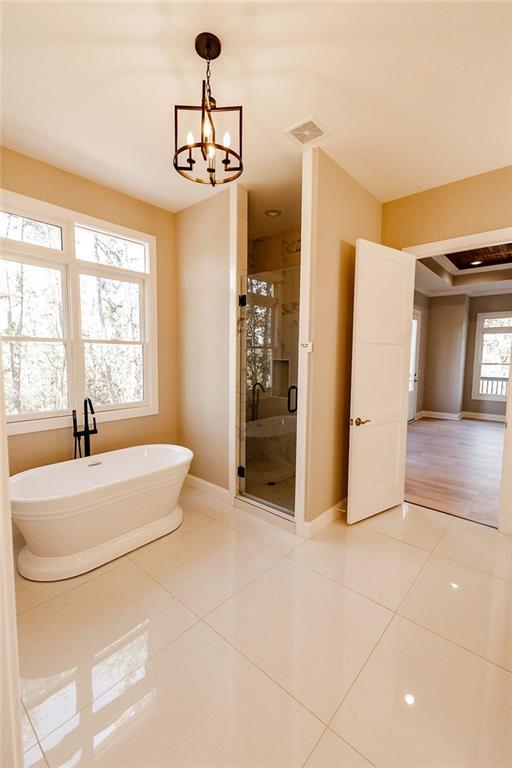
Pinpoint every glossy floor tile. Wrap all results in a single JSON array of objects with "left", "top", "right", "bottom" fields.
[
  {"left": 18, "top": 561, "right": 197, "bottom": 741},
  {"left": 178, "top": 486, "right": 234, "bottom": 519},
  {"left": 435, "top": 516, "right": 512, "bottom": 581},
  {"left": 358, "top": 501, "right": 450, "bottom": 550},
  {"left": 216, "top": 506, "right": 304, "bottom": 554},
  {"left": 14, "top": 500, "right": 512, "bottom": 768},
  {"left": 305, "top": 729, "right": 372, "bottom": 767},
  {"left": 207, "top": 558, "right": 391, "bottom": 722},
  {"left": 39, "top": 623, "right": 324, "bottom": 767},
  {"left": 332, "top": 616, "right": 512, "bottom": 767},
  {"left": 14, "top": 550, "right": 128, "bottom": 616},
  {"left": 292, "top": 519, "right": 429, "bottom": 609},
  {"left": 133, "top": 520, "right": 282, "bottom": 616},
  {"left": 22, "top": 709, "right": 48, "bottom": 768},
  {"left": 400, "top": 553, "right": 512, "bottom": 670},
  {"left": 127, "top": 503, "right": 212, "bottom": 558}
]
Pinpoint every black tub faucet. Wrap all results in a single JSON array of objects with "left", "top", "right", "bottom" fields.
[{"left": 72, "top": 398, "right": 98, "bottom": 458}]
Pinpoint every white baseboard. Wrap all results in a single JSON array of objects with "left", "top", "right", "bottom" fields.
[
  {"left": 461, "top": 411, "right": 506, "bottom": 423},
  {"left": 414, "top": 410, "right": 426, "bottom": 420},
  {"left": 184, "top": 474, "right": 233, "bottom": 504},
  {"left": 295, "top": 498, "right": 346, "bottom": 539},
  {"left": 421, "top": 411, "right": 462, "bottom": 421}
]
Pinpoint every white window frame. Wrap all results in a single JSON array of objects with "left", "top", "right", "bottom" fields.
[
  {"left": 247, "top": 276, "right": 277, "bottom": 394},
  {"left": 0, "top": 190, "right": 158, "bottom": 435},
  {"left": 471, "top": 310, "right": 512, "bottom": 403}
]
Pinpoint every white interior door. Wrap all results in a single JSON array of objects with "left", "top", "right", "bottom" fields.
[
  {"left": 407, "top": 311, "right": 420, "bottom": 421},
  {"left": 347, "top": 239, "right": 415, "bottom": 524}
]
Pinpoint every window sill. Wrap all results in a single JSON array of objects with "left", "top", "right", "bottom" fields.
[
  {"left": 471, "top": 392, "right": 508, "bottom": 404},
  {"left": 6, "top": 403, "right": 159, "bottom": 436}
]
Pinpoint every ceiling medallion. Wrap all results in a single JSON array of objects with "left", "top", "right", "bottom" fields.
[{"left": 173, "top": 32, "right": 243, "bottom": 187}]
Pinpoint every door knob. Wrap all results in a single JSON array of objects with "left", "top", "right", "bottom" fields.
[{"left": 354, "top": 417, "right": 371, "bottom": 426}]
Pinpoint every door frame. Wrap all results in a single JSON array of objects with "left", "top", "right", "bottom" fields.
[
  {"left": 0, "top": 375, "right": 23, "bottom": 766},
  {"left": 228, "top": 183, "right": 306, "bottom": 533},
  {"left": 408, "top": 308, "right": 422, "bottom": 420},
  {"left": 404, "top": 226, "right": 512, "bottom": 535}
]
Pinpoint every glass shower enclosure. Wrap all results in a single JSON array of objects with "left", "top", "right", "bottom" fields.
[{"left": 238, "top": 230, "right": 300, "bottom": 517}]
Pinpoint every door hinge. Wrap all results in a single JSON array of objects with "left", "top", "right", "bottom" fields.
[
  {"left": 238, "top": 294, "right": 247, "bottom": 307},
  {"left": 237, "top": 465, "right": 246, "bottom": 478}
]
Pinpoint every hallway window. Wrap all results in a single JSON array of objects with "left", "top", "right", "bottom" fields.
[
  {"left": 472, "top": 311, "right": 512, "bottom": 401},
  {"left": 0, "top": 191, "right": 157, "bottom": 434}
]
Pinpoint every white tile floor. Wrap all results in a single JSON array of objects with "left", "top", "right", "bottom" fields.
[{"left": 15, "top": 489, "right": 512, "bottom": 767}]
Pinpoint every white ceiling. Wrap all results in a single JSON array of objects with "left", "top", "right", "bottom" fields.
[{"left": 1, "top": 2, "right": 511, "bottom": 229}]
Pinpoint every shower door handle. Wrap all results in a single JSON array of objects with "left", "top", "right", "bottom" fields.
[{"left": 287, "top": 386, "right": 298, "bottom": 414}]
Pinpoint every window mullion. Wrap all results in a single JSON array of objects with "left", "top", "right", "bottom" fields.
[{"left": 68, "top": 224, "right": 84, "bottom": 412}]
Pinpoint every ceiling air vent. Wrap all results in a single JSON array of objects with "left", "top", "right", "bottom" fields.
[{"left": 286, "top": 117, "right": 326, "bottom": 145}]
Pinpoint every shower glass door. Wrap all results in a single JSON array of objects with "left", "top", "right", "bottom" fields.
[{"left": 238, "top": 258, "right": 300, "bottom": 517}]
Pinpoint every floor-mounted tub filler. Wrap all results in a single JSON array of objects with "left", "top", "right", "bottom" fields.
[{"left": 10, "top": 444, "right": 193, "bottom": 581}]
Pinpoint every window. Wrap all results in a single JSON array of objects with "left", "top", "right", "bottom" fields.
[
  {"left": 0, "top": 192, "right": 157, "bottom": 434},
  {"left": 246, "top": 277, "right": 276, "bottom": 391},
  {"left": 472, "top": 311, "right": 512, "bottom": 402}
]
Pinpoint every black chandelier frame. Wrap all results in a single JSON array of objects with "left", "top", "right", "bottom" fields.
[{"left": 173, "top": 33, "right": 243, "bottom": 187}]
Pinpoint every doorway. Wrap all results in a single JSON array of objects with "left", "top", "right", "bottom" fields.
[
  {"left": 346, "top": 233, "right": 512, "bottom": 536},
  {"left": 403, "top": 235, "right": 512, "bottom": 528},
  {"left": 237, "top": 194, "right": 301, "bottom": 518}
]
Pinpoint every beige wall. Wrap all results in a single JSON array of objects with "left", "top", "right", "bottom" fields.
[
  {"left": 176, "top": 191, "right": 231, "bottom": 488},
  {"left": 382, "top": 166, "right": 512, "bottom": 250},
  {"left": 304, "top": 148, "right": 382, "bottom": 521},
  {"left": 424, "top": 294, "right": 469, "bottom": 415},
  {"left": 462, "top": 293, "right": 512, "bottom": 416},
  {"left": 1, "top": 147, "right": 178, "bottom": 474}
]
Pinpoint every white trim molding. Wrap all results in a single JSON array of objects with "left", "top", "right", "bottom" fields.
[
  {"left": 461, "top": 411, "right": 506, "bottom": 423},
  {"left": 499, "top": 386, "right": 512, "bottom": 535},
  {"left": 403, "top": 227, "right": 512, "bottom": 260},
  {"left": 184, "top": 474, "right": 233, "bottom": 504},
  {"left": 420, "top": 411, "right": 462, "bottom": 420},
  {"left": 0, "top": 376, "right": 23, "bottom": 767},
  {"left": 295, "top": 499, "right": 345, "bottom": 539},
  {"left": 1, "top": 189, "right": 158, "bottom": 435},
  {"left": 471, "top": 311, "right": 511, "bottom": 404}
]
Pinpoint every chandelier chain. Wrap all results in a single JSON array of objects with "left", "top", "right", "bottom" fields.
[{"left": 205, "top": 59, "right": 212, "bottom": 99}]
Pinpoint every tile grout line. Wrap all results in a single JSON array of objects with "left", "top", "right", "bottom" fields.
[
  {"left": 319, "top": 519, "right": 444, "bottom": 751},
  {"left": 14, "top": 554, "right": 128, "bottom": 618},
  {"left": 431, "top": 549, "right": 512, "bottom": 585},
  {"left": 21, "top": 698, "right": 50, "bottom": 768},
  {"left": 31, "top": 608, "right": 205, "bottom": 755},
  {"left": 318, "top": 510, "right": 512, "bottom": 754},
  {"left": 284, "top": 551, "right": 403, "bottom": 612},
  {"left": 20, "top": 503, "right": 511, "bottom": 765},
  {"left": 396, "top": 613, "right": 512, "bottom": 676}
]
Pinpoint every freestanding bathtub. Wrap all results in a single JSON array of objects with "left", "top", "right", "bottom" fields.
[{"left": 10, "top": 444, "right": 193, "bottom": 582}]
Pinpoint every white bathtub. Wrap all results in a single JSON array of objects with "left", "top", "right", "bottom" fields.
[{"left": 10, "top": 444, "right": 193, "bottom": 582}]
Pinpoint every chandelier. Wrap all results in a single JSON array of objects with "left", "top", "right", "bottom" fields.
[{"left": 173, "top": 33, "right": 243, "bottom": 187}]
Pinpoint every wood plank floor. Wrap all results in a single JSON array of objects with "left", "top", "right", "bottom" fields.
[{"left": 405, "top": 417, "right": 505, "bottom": 527}]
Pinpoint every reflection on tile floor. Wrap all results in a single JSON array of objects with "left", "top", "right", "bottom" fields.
[{"left": 14, "top": 492, "right": 512, "bottom": 767}]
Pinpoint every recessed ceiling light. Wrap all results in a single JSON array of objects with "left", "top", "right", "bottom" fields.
[
  {"left": 265, "top": 209, "right": 282, "bottom": 218},
  {"left": 471, "top": 260, "right": 483, "bottom": 266},
  {"left": 404, "top": 694, "right": 415, "bottom": 706}
]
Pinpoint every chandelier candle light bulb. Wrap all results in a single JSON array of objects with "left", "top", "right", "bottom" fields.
[{"left": 173, "top": 32, "right": 243, "bottom": 186}]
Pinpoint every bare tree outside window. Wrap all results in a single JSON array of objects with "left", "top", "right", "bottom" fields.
[{"left": 0, "top": 206, "right": 152, "bottom": 427}]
